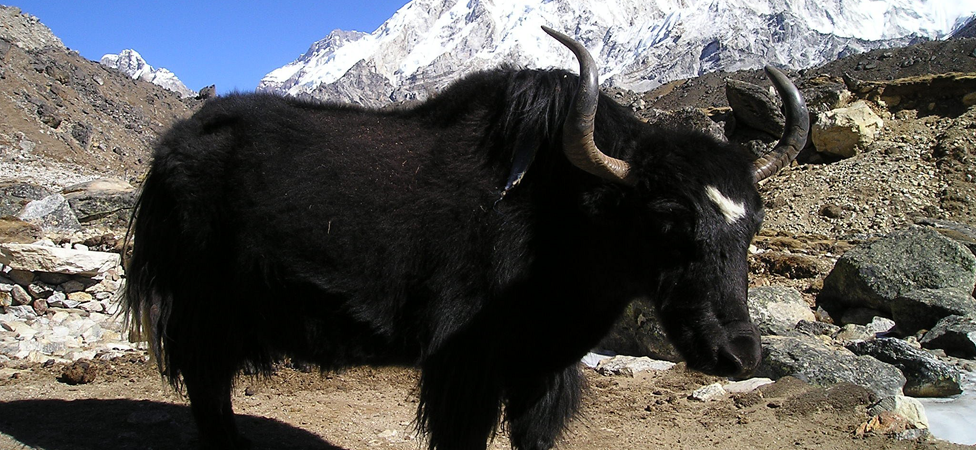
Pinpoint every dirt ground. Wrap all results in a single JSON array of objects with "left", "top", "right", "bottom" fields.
[{"left": 0, "top": 355, "right": 969, "bottom": 450}]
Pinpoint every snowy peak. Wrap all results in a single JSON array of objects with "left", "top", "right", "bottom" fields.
[
  {"left": 100, "top": 50, "right": 196, "bottom": 98},
  {"left": 259, "top": 0, "right": 976, "bottom": 108}
]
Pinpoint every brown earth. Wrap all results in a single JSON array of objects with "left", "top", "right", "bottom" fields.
[{"left": 0, "top": 356, "right": 968, "bottom": 450}]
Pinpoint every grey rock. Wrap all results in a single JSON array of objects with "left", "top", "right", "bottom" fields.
[
  {"left": 794, "top": 319, "right": 841, "bottom": 337},
  {"left": 845, "top": 337, "right": 962, "bottom": 397},
  {"left": 818, "top": 227, "right": 976, "bottom": 321},
  {"left": 0, "top": 181, "right": 52, "bottom": 217},
  {"left": 16, "top": 194, "right": 81, "bottom": 233},
  {"left": 726, "top": 78, "right": 785, "bottom": 137},
  {"left": 835, "top": 317, "right": 896, "bottom": 342},
  {"left": 748, "top": 286, "right": 815, "bottom": 335},
  {"left": 690, "top": 383, "right": 727, "bottom": 401},
  {"left": 920, "top": 315, "right": 976, "bottom": 358},
  {"left": 6, "top": 269, "right": 34, "bottom": 286},
  {"left": 599, "top": 297, "right": 682, "bottom": 362},
  {"left": 889, "top": 288, "right": 976, "bottom": 335},
  {"left": 756, "top": 335, "right": 906, "bottom": 397}
]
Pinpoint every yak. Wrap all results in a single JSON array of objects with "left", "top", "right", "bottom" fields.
[{"left": 124, "top": 27, "right": 809, "bottom": 450}]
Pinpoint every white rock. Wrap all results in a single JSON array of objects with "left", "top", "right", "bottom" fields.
[
  {"left": 724, "top": 377, "right": 774, "bottom": 394},
  {"left": 869, "top": 395, "right": 929, "bottom": 430},
  {"left": 691, "top": 382, "right": 728, "bottom": 401},
  {"left": 596, "top": 355, "right": 676, "bottom": 376},
  {"left": 0, "top": 243, "right": 121, "bottom": 277}
]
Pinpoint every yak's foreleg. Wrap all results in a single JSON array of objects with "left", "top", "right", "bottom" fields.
[
  {"left": 182, "top": 362, "right": 248, "bottom": 449},
  {"left": 418, "top": 336, "right": 503, "bottom": 450},
  {"left": 504, "top": 364, "right": 584, "bottom": 450}
]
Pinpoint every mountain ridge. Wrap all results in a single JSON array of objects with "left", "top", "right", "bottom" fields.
[{"left": 258, "top": 0, "right": 976, "bottom": 108}]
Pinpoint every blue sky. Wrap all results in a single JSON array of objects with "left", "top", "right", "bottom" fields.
[{"left": 11, "top": 1, "right": 410, "bottom": 94}]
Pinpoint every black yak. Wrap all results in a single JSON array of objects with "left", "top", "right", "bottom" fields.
[{"left": 124, "top": 26, "right": 809, "bottom": 450}]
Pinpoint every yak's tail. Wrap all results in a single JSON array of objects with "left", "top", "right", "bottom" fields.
[{"left": 122, "top": 168, "right": 181, "bottom": 383}]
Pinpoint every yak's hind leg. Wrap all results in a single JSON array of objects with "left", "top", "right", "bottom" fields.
[
  {"left": 504, "top": 364, "right": 584, "bottom": 450},
  {"left": 181, "top": 362, "right": 248, "bottom": 450}
]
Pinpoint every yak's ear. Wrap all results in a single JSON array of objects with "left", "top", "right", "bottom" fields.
[{"left": 496, "top": 129, "right": 540, "bottom": 202}]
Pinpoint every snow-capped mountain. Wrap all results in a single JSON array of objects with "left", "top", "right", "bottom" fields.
[
  {"left": 100, "top": 50, "right": 196, "bottom": 98},
  {"left": 258, "top": 0, "right": 976, "bottom": 108}
]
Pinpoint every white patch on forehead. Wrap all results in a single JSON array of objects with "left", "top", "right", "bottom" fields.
[{"left": 705, "top": 185, "right": 746, "bottom": 224}]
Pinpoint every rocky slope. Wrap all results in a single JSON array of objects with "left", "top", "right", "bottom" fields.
[{"left": 0, "top": 5, "right": 199, "bottom": 188}]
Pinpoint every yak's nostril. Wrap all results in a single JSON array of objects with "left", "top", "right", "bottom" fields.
[{"left": 714, "top": 346, "right": 746, "bottom": 377}]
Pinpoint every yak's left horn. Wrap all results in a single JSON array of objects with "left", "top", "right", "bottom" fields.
[
  {"left": 753, "top": 66, "right": 810, "bottom": 182},
  {"left": 543, "top": 26, "right": 636, "bottom": 186}
]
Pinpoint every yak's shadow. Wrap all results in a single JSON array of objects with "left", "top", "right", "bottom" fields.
[{"left": 0, "top": 398, "right": 343, "bottom": 450}]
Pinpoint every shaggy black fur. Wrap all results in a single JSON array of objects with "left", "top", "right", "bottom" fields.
[{"left": 125, "top": 66, "right": 765, "bottom": 450}]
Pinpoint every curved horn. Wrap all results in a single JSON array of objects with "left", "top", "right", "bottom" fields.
[
  {"left": 542, "top": 26, "right": 635, "bottom": 186},
  {"left": 753, "top": 66, "right": 810, "bottom": 182}
]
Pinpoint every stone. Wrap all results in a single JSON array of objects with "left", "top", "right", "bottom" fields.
[
  {"left": 59, "top": 359, "right": 97, "bottom": 384},
  {"left": 0, "top": 243, "right": 121, "bottom": 277},
  {"left": 812, "top": 100, "right": 884, "bottom": 158},
  {"left": 846, "top": 337, "right": 962, "bottom": 397},
  {"left": 794, "top": 319, "right": 841, "bottom": 338},
  {"left": 62, "top": 178, "right": 137, "bottom": 226},
  {"left": 920, "top": 315, "right": 976, "bottom": 358},
  {"left": 0, "top": 291, "right": 10, "bottom": 308},
  {"left": 32, "top": 298, "right": 48, "bottom": 315},
  {"left": 0, "top": 181, "right": 52, "bottom": 217},
  {"left": 748, "top": 286, "right": 815, "bottom": 335},
  {"left": 0, "top": 217, "right": 43, "bottom": 244},
  {"left": 818, "top": 227, "right": 976, "bottom": 321},
  {"left": 16, "top": 194, "right": 81, "bottom": 233},
  {"left": 726, "top": 78, "right": 785, "bottom": 137},
  {"left": 889, "top": 288, "right": 976, "bottom": 336},
  {"left": 869, "top": 396, "right": 929, "bottom": 430},
  {"left": 67, "top": 291, "right": 93, "bottom": 303},
  {"left": 6, "top": 269, "right": 35, "bottom": 286},
  {"left": 595, "top": 355, "right": 675, "bottom": 377},
  {"left": 27, "top": 281, "right": 56, "bottom": 299},
  {"left": 599, "top": 298, "right": 682, "bottom": 362},
  {"left": 10, "top": 284, "right": 31, "bottom": 305},
  {"left": 756, "top": 335, "right": 906, "bottom": 397},
  {"left": 6, "top": 305, "right": 36, "bottom": 320},
  {"left": 690, "top": 382, "right": 727, "bottom": 401},
  {"left": 724, "top": 377, "right": 774, "bottom": 393}
]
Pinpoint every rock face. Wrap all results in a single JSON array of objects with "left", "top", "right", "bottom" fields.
[{"left": 818, "top": 227, "right": 976, "bottom": 320}]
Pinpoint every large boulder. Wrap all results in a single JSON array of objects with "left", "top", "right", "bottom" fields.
[
  {"left": 0, "top": 243, "right": 120, "bottom": 277},
  {"left": 756, "top": 335, "right": 906, "bottom": 397},
  {"left": 599, "top": 298, "right": 681, "bottom": 362},
  {"left": 811, "top": 100, "right": 884, "bottom": 158},
  {"left": 16, "top": 194, "right": 81, "bottom": 233},
  {"left": 725, "top": 79, "right": 785, "bottom": 137},
  {"left": 0, "top": 181, "right": 52, "bottom": 217},
  {"left": 920, "top": 315, "right": 976, "bottom": 358},
  {"left": 818, "top": 227, "right": 976, "bottom": 322},
  {"left": 62, "top": 178, "right": 137, "bottom": 227},
  {"left": 845, "top": 337, "right": 962, "bottom": 397},
  {"left": 888, "top": 288, "right": 976, "bottom": 335}
]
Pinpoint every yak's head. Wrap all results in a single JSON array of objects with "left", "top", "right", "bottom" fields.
[{"left": 543, "top": 27, "right": 809, "bottom": 378}]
